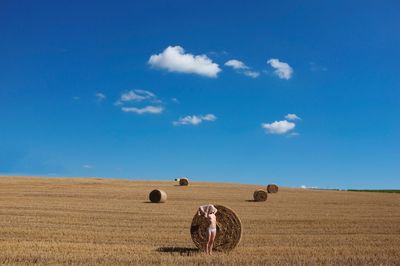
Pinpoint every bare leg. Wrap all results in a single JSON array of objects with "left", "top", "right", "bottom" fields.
[
  {"left": 206, "top": 230, "right": 210, "bottom": 254},
  {"left": 209, "top": 230, "right": 216, "bottom": 255}
]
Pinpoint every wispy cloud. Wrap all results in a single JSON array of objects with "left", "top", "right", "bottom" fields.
[
  {"left": 261, "top": 120, "right": 295, "bottom": 134},
  {"left": 310, "top": 62, "right": 327, "bottom": 72},
  {"left": 116, "top": 90, "right": 155, "bottom": 104},
  {"left": 243, "top": 70, "right": 260, "bottom": 78},
  {"left": 267, "top": 58, "right": 293, "bottom": 80},
  {"left": 285, "top": 113, "right": 301, "bottom": 121},
  {"left": 122, "top": 106, "right": 163, "bottom": 114},
  {"left": 116, "top": 90, "right": 164, "bottom": 115},
  {"left": 225, "top": 59, "right": 260, "bottom": 78},
  {"left": 148, "top": 46, "right": 221, "bottom": 78},
  {"left": 82, "top": 164, "right": 93, "bottom": 169},
  {"left": 171, "top": 97, "right": 179, "bottom": 104},
  {"left": 300, "top": 185, "right": 318, "bottom": 189},
  {"left": 173, "top": 114, "right": 217, "bottom": 126},
  {"left": 95, "top": 92, "right": 106, "bottom": 102}
]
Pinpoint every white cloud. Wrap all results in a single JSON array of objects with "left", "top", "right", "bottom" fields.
[
  {"left": 201, "top": 114, "right": 217, "bottom": 121},
  {"left": 119, "top": 90, "right": 155, "bottom": 102},
  {"left": 173, "top": 114, "right": 217, "bottom": 126},
  {"left": 174, "top": 116, "right": 202, "bottom": 126},
  {"left": 82, "top": 164, "right": 93, "bottom": 169},
  {"left": 285, "top": 113, "right": 301, "bottom": 121},
  {"left": 300, "top": 185, "right": 318, "bottom": 189},
  {"left": 95, "top": 92, "right": 106, "bottom": 101},
  {"left": 148, "top": 46, "right": 221, "bottom": 78},
  {"left": 225, "top": 59, "right": 248, "bottom": 70},
  {"left": 267, "top": 58, "right": 293, "bottom": 80},
  {"left": 244, "top": 70, "right": 260, "bottom": 78},
  {"left": 121, "top": 106, "right": 163, "bottom": 114},
  {"left": 225, "top": 59, "right": 260, "bottom": 78},
  {"left": 261, "top": 120, "right": 295, "bottom": 134}
]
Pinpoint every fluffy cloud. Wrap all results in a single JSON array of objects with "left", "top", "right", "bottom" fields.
[
  {"left": 285, "top": 113, "right": 301, "bottom": 121},
  {"left": 122, "top": 106, "right": 163, "bottom": 114},
  {"left": 267, "top": 58, "right": 293, "bottom": 79},
  {"left": 225, "top": 59, "right": 248, "bottom": 70},
  {"left": 261, "top": 120, "right": 295, "bottom": 134},
  {"left": 173, "top": 114, "right": 217, "bottom": 126},
  {"left": 148, "top": 46, "right": 221, "bottom": 78},
  {"left": 225, "top": 59, "right": 260, "bottom": 78}
]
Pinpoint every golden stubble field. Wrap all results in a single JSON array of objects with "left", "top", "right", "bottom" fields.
[{"left": 0, "top": 176, "right": 399, "bottom": 265}]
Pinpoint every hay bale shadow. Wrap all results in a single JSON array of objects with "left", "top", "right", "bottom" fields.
[
  {"left": 156, "top": 247, "right": 199, "bottom": 256},
  {"left": 245, "top": 199, "right": 257, "bottom": 202}
]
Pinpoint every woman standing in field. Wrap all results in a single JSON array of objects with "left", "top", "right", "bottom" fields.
[{"left": 198, "top": 204, "right": 218, "bottom": 255}]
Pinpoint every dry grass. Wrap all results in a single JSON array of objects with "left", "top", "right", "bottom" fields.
[{"left": 0, "top": 176, "right": 399, "bottom": 265}]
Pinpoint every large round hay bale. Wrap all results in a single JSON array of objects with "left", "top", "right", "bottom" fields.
[
  {"left": 253, "top": 189, "right": 268, "bottom": 201},
  {"left": 267, "top": 184, "right": 279, "bottom": 193},
  {"left": 149, "top": 189, "right": 167, "bottom": 203},
  {"left": 179, "top": 178, "right": 189, "bottom": 186},
  {"left": 190, "top": 205, "right": 242, "bottom": 252}
]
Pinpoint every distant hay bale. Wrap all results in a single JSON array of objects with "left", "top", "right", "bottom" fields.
[
  {"left": 179, "top": 178, "right": 189, "bottom": 186},
  {"left": 190, "top": 205, "right": 242, "bottom": 252},
  {"left": 174, "top": 177, "right": 189, "bottom": 186},
  {"left": 253, "top": 189, "right": 268, "bottom": 201},
  {"left": 149, "top": 189, "right": 167, "bottom": 203},
  {"left": 267, "top": 184, "right": 279, "bottom": 193}
]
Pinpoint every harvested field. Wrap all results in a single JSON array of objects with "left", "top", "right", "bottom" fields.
[{"left": 0, "top": 176, "right": 399, "bottom": 265}]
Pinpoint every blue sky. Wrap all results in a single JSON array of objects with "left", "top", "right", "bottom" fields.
[{"left": 1, "top": 1, "right": 399, "bottom": 188}]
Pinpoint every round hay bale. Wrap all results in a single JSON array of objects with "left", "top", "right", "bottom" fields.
[
  {"left": 253, "top": 189, "right": 268, "bottom": 201},
  {"left": 179, "top": 178, "right": 189, "bottom": 186},
  {"left": 267, "top": 184, "right": 279, "bottom": 193},
  {"left": 190, "top": 205, "right": 242, "bottom": 252},
  {"left": 149, "top": 189, "right": 167, "bottom": 203}
]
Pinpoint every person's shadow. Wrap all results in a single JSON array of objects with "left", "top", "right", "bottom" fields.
[{"left": 156, "top": 247, "right": 199, "bottom": 256}]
